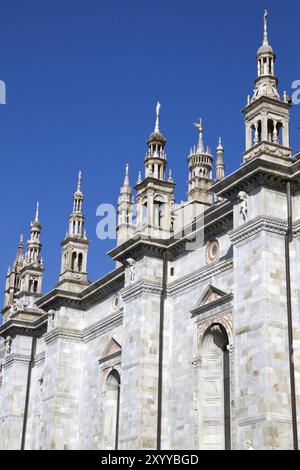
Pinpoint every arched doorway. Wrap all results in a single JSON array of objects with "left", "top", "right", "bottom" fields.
[
  {"left": 102, "top": 369, "right": 121, "bottom": 450},
  {"left": 199, "top": 324, "right": 231, "bottom": 449}
]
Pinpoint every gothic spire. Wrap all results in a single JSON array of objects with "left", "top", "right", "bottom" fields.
[
  {"left": 194, "top": 119, "right": 205, "bottom": 153},
  {"left": 27, "top": 202, "right": 42, "bottom": 264},
  {"left": 59, "top": 172, "right": 89, "bottom": 287},
  {"left": 13, "top": 233, "right": 24, "bottom": 269},
  {"left": 68, "top": 172, "right": 86, "bottom": 239},
  {"left": 117, "top": 164, "right": 134, "bottom": 245},
  {"left": 35, "top": 201, "right": 39, "bottom": 223},
  {"left": 119, "top": 163, "right": 132, "bottom": 200},
  {"left": 123, "top": 163, "right": 130, "bottom": 188}
]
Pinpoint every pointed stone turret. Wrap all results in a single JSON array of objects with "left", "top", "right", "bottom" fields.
[
  {"left": 58, "top": 172, "right": 89, "bottom": 292},
  {"left": 26, "top": 202, "right": 42, "bottom": 265},
  {"left": 216, "top": 137, "right": 225, "bottom": 181},
  {"left": 17, "top": 203, "right": 44, "bottom": 298},
  {"left": 3, "top": 234, "right": 25, "bottom": 310},
  {"left": 117, "top": 164, "right": 134, "bottom": 245}
]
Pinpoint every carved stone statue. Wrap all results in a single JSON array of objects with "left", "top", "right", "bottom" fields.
[
  {"left": 5, "top": 336, "right": 12, "bottom": 356},
  {"left": 156, "top": 101, "right": 161, "bottom": 117},
  {"left": 48, "top": 310, "right": 56, "bottom": 329},
  {"left": 126, "top": 258, "right": 136, "bottom": 285},
  {"left": 238, "top": 191, "right": 248, "bottom": 222}
]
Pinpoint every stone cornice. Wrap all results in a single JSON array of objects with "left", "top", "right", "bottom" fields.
[
  {"left": 44, "top": 311, "right": 123, "bottom": 345},
  {"left": 98, "top": 350, "right": 121, "bottom": 366},
  {"left": 3, "top": 353, "right": 31, "bottom": 369},
  {"left": 242, "top": 94, "right": 290, "bottom": 113},
  {"left": 191, "top": 294, "right": 233, "bottom": 317},
  {"left": 82, "top": 311, "right": 123, "bottom": 343},
  {"left": 108, "top": 236, "right": 170, "bottom": 264},
  {"left": 229, "top": 216, "right": 287, "bottom": 245},
  {"left": 44, "top": 327, "right": 82, "bottom": 345},
  {"left": 135, "top": 176, "right": 175, "bottom": 192},
  {"left": 109, "top": 202, "right": 233, "bottom": 266},
  {"left": 292, "top": 219, "right": 300, "bottom": 238},
  {"left": 36, "top": 267, "right": 124, "bottom": 311},
  {"left": 0, "top": 314, "right": 48, "bottom": 339},
  {"left": 235, "top": 319, "right": 288, "bottom": 335},
  {"left": 61, "top": 236, "right": 89, "bottom": 247},
  {"left": 34, "top": 351, "right": 45, "bottom": 366},
  {"left": 121, "top": 280, "right": 163, "bottom": 302},
  {"left": 212, "top": 156, "right": 300, "bottom": 200},
  {"left": 203, "top": 200, "right": 233, "bottom": 239},
  {"left": 168, "top": 259, "right": 233, "bottom": 297},
  {"left": 243, "top": 141, "right": 291, "bottom": 162}
]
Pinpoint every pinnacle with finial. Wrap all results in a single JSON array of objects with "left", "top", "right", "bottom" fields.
[
  {"left": 123, "top": 163, "right": 130, "bottom": 186},
  {"left": 263, "top": 9, "right": 269, "bottom": 45},
  {"left": 77, "top": 171, "right": 82, "bottom": 192},
  {"left": 217, "top": 137, "right": 223, "bottom": 150},
  {"left": 154, "top": 101, "right": 161, "bottom": 133},
  {"left": 194, "top": 118, "right": 204, "bottom": 153},
  {"left": 35, "top": 201, "right": 39, "bottom": 222},
  {"left": 168, "top": 169, "right": 173, "bottom": 183}
]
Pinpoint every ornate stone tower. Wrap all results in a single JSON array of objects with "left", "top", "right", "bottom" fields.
[
  {"left": 58, "top": 172, "right": 89, "bottom": 291},
  {"left": 243, "top": 10, "right": 292, "bottom": 162},
  {"left": 215, "top": 137, "right": 225, "bottom": 182},
  {"left": 117, "top": 164, "right": 134, "bottom": 245},
  {"left": 136, "top": 102, "right": 175, "bottom": 239},
  {"left": 212, "top": 11, "right": 298, "bottom": 450},
  {"left": 3, "top": 233, "right": 24, "bottom": 309},
  {"left": 19, "top": 202, "right": 44, "bottom": 297},
  {"left": 188, "top": 120, "right": 213, "bottom": 205}
]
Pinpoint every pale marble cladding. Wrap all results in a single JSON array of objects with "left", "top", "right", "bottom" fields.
[
  {"left": 0, "top": 334, "right": 33, "bottom": 450},
  {"left": 232, "top": 227, "right": 293, "bottom": 450},
  {"left": 118, "top": 256, "right": 163, "bottom": 450},
  {"left": 77, "top": 325, "right": 123, "bottom": 450},
  {"left": 167, "top": 260, "right": 233, "bottom": 450}
]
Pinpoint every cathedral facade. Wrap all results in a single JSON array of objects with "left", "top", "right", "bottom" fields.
[{"left": 0, "top": 12, "right": 300, "bottom": 450}]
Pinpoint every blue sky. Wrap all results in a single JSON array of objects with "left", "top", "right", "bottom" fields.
[{"left": 0, "top": 0, "right": 299, "bottom": 294}]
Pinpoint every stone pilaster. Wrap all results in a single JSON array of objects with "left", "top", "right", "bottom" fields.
[
  {"left": 40, "top": 307, "right": 83, "bottom": 450},
  {"left": 119, "top": 256, "right": 163, "bottom": 450},
  {"left": 230, "top": 208, "right": 294, "bottom": 449}
]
